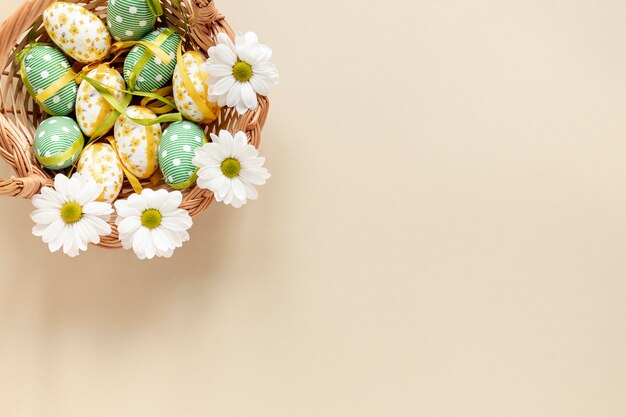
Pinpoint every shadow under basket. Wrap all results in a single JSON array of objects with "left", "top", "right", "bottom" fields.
[{"left": 0, "top": 0, "right": 269, "bottom": 248}]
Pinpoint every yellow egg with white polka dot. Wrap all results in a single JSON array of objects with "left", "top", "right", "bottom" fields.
[
  {"left": 43, "top": 2, "right": 111, "bottom": 63},
  {"left": 114, "top": 106, "right": 161, "bottom": 179},
  {"left": 172, "top": 51, "right": 220, "bottom": 124},
  {"left": 77, "top": 142, "right": 124, "bottom": 203},
  {"left": 76, "top": 64, "right": 125, "bottom": 137}
]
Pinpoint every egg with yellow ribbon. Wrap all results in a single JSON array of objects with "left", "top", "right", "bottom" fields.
[
  {"left": 76, "top": 142, "right": 124, "bottom": 203},
  {"left": 34, "top": 116, "right": 84, "bottom": 170},
  {"left": 172, "top": 50, "right": 220, "bottom": 124},
  {"left": 123, "top": 28, "right": 181, "bottom": 92},
  {"left": 19, "top": 44, "right": 77, "bottom": 116},
  {"left": 76, "top": 64, "right": 126, "bottom": 138},
  {"left": 43, "top": 2, "right": 111, "bottom": 64},
  {"left": 114, "top": 106, "right": 161, "bottom": 179}
]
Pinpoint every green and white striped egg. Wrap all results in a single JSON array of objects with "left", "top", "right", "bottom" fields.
[
  {"left": 43, "top": 2, "right": 111, "bottom": 63},
  {"left": 76, "top": 64, "right": 125, "bottom": 137},
  {"left": 114, "top": 106, "right": 161, "bottom": 178},
  {"left": 158, "top": 121, "right": 206, "bottom": 189},
  {"left": 123, "top": 28, "right": 180, "bottom": 92},
  {"left": 20, "top": 45, "right": 77, "bottom": 116},
  {"left": 77, "top": 142, "right": 124, "bottom": 203},
  {"left": 172, "top": 50, "right": 221, "bottom": 123},
  {"left": 34, "top": 117, "right": 84, "bottom": 170},
  {"left": 107, "top": 0, "right": 155, "bottom": 41}
]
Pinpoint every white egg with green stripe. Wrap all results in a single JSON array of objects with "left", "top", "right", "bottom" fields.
[
  {"left": 34, "top": 117, "right": 84, "bottom": 170},
  {"left": 107, "top": 0, "right": 156, "bottom": 41},
  {"left": 159, "top": 121, "right": 206, "bottom": 189},
  {"left": 123, "top": 28, "right": 181, "bottom": 92},
  {"left": 20, "top": 44, "right": 77, "bottom": 116}
]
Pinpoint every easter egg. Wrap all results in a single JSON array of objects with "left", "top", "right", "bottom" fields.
[
  {"left": 172, "top": 51, "right": 220, "bottom": 124},
  {"left": 19, "top": 45, "right": 77, "bottom": 116},
  {"left": 123, "top": 28, "right": 180, "bottom": 92},
  {"left": 107, "top": 0, "right": 156, "bottom": 41},
  {"left": 33, "top": 116, "right": 84, "bottom": 170},
  {"left": 76, "top": 142, "right": 124, "bottom": 203},
  {"left": 114, "top": 106, "right": 161, "bottom": 178},
  {"left": 43, "top": 2, "right": 111, "bottom": 63},
  {"left": 158, "top": 121, "right": 206, "bottom": 189},
  {"left": 76, "top": 64, "right": 125, "bottom": 137}
]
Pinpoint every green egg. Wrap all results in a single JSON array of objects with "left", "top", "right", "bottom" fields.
[
  {"left": 158, "top": 121, "right": 206, "bottom": 189},
  {"left": 107, "top": 0, "right": 155, "bottom": 41},
  {"left": 20, "top": 45, "right": 77, "bottom": 116},
  {"left": 123, "top": 28, "right": 181, "bottom": 92},
  {"left": 34, "top": 117, "right": 84, "bottom": 170}
]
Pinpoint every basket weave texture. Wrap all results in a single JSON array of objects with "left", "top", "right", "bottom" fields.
[{"left": 0, "top": 0, "right": 269, "bottom": 248}]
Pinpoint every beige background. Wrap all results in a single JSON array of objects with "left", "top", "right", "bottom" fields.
[{"left": 1, "top": 0, "right": 626, "bottom": 415}]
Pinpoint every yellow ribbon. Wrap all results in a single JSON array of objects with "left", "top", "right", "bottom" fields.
[
  {"left": 37, "top": 134, "right": 84, "bottom": 167},
  {"left": 35, "top": 71, "right": 77, "bottom": 103},
  {"left": 106, "top": 136, "right": 144, "bottom": 194},
  {"left": 177, "top": 45, "right": 220, "bottom": 123},
  {"left": 140, "top": 86, "right": 176, "bottom": 114}
]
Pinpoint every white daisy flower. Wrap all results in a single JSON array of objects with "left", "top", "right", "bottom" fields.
[
  {"left": 193, "top": 130, "right": 271, "bottom": 208},
  {"left": 201, "top": 32, "right": 279, "bottom": 114},
  {"left": 31, "top": 173, "right": 113, "bottom": 257},
  {"left": 114, "top": 189, "right": 193, "bottom": 260}
]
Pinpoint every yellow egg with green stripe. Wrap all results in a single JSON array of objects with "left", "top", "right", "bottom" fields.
[
  {"left": 123, "top": 28, "right": 181, "bottom": 92},
  {"left": 114, "top": 105, "right": 161, "bottom": 178},
  {"left": 76, "top": 64, "right": 126, "bottom": 138},
  {"left": 158, "top": 121, "right": 206, "bottom": 189},
  {"left": 34, "top": 116, "right": 84, "bottom": 170},
  {"left": 19, "top": 44, "right": 77, "bottom": 116},
  {"left": 172, "top": 50, "right": 220, "bottom": 124},
  {"left": 76, "top": 142, "right": 124, "bottom": 203}
]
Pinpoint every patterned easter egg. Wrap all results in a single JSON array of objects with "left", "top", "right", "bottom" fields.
[
  {"left": 123, "top": 28, "right": 180, "bottom": 92},
  {"left": 76, "top": 142, "right": 124, "bottom": 203},
  {"left": 76, "top": 64, "right": 125, "bottom": 137},
  {"left": 20, "top": 45, "right": 77, "bottom": 116},
  {"left": 34, "top": 116, "right": 84, "bottom": 170},
  {"left": 172, "top": 51, "right": 220, "bottom": 124},
  {"left": 114, "top": 106, "right": 161, "bottom": 178},
  {"left": 107, "top": 0, "right": 155, "bottom": 41},
  {"left": 43, "top": 2, "right": 111, "bottom": 63},
  {"left": 158, "top": 121, "right": 206, "bottom": 189}
]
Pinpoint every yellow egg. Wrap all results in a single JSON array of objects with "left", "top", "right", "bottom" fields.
[
  {"left": 76, "top": 64, "right": 125, "bottom": 137},
  {"left": 43, "top": 2, "right": 111, "bottom": 63},
  {"left": 77, "top": 142, "right": 124, "bottom": 203},
  {"left": 172, "top": 51, "right": 220, "bottom": 123},
  {"left": 114, "top": 106, "right": 161, "bottom": 179}
]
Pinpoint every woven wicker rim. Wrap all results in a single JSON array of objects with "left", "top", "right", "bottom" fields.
[{"left": 0, "top": 0, "right": 270, "bottom": 248}]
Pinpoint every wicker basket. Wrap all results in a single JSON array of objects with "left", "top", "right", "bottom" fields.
[{"left": 0, "top": 0, "right": 269, "bottom": 248}]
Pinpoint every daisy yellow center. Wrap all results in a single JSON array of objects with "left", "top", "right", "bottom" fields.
[
  {"left": 221, "top": 158, "right": 241, "bottom": 178},
  {"left": 60, "top": 202, "right": 83, "bottom": 224},
  {"left": 141, "top": 209, "right": 162, "bottom": 229},
  {"left": 232, "top": 61, "right": 253, "bottom": 82}
]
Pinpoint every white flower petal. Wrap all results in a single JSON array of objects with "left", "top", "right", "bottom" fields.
[
  {"left": 211, "top": 74, "right": 236, "bottom": 96},
  {"left": 240, "top": 82, "right": 258, "bottom": 110},
  {"left": 83, "top": 201, "right": 113, "bottom": 217},
  {"left": 213, "top": 44, "right": 237, "bottom": 66},
  {"left": 31, "top": 208, "right": 59, "bottom": 225}
]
